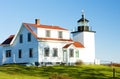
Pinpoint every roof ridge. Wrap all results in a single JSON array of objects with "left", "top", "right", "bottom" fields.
[{"left": 23, "top": 23, "right": 68, "bottom": 30}]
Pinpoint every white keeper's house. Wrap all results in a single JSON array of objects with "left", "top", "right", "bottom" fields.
[{"left": 0, "top": 12, "right": 98, "bottom": 66}]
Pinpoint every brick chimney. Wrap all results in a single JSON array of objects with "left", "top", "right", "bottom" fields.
[{"left": 35, "top": 19, "right": 40, "bottom": 25}]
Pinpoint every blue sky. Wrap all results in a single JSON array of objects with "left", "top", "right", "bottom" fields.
[{"left": 0, "top": 0, "right": 120, "bottom": 63}]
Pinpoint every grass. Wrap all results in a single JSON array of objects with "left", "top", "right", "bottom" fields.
[{"left": 0, "top": 64, "right": 120, "bottom": 79}]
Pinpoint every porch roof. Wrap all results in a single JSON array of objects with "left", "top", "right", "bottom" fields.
[{"left": 63, "top": 42, "right": 84, "bottom": 48}]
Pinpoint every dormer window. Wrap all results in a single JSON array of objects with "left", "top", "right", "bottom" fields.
[
  {"left": 58, "top": 31, "right": 63, "bottom": 38},
  {"left": 46, "top": 30, "right": 50, "bottom": 37}
]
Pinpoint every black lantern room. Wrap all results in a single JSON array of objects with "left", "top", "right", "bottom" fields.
[{"left": 77, "top": 11, "right": 90, "bottom": 32}]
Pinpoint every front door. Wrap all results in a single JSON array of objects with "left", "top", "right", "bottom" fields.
[{"left": 63, "top": 50, "right": 67, "bottom": 63}]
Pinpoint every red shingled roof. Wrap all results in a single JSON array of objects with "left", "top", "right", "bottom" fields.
[
  {"left": 63, "top": 43, "right": 71, "bottom": 48},
  {"left": 63, "top": 42, "right": 84, "bottom": 48},
  {"left": 0, "top": 23, "right": 71, "bottom": 45},
  {"left": 1, "top": 35, "right": 14, "bottom": 45},
  {"left": 73, "top": 42, "right": 84, "bottom": 48},
  {"left": 23, "top": 23, "right": 72, "bottom": 42},
  {"left": 24, "top": 23, "right": 68, "bottom": 31}
]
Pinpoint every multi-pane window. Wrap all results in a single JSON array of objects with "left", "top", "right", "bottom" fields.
[
  {"left": 58, "top": 31, "right": 63, "bottom": 38},
  {"left": 44, "top": 47, "right": 49, "bottom": 57},
  {"left": 29, "top": 48, "right": 33, "bottom": 58},
  {"left": 18, "top": 49, "right": 22, "bottom": 58},
  {"left": 6, "top": 50, "right": 11, "bottom": 57},
  {"left": 69, "top": 49, "right": 74, "bottom": 57},
  {"left": 46, "top": 30, "right": 50, "bottom": 37},
  {"left": 76, "top": 50, "right": 79, "bottom": 58},
  {"left": 28, "top": 33, "right": 31, "bottom": 42},
  {"left": 19, "top": 34, "right": 23, "bottom": 43},
  {"left": 53, "top": 48, "right": 58, "bottom": 57}
]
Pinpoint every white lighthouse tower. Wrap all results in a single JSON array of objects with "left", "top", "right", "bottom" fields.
[{"left": 71, "top": 11, "right": 96, "bottom": 64}]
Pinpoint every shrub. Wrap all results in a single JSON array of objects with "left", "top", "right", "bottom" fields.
[
  {"left": 75, "top": 60, "right": 84, "bottom": 66},
  {"left": 111, "top": 63, "right": 120, "bottom": 67},
  {"left": 60, "top": 62, "right": 66, "bottom": 66},
  {"left": 49, "top": 73, "right": 72, "bottom": 79}
]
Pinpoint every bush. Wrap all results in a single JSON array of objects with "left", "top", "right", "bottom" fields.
[
  {"left": 111, "top": 63, "right": 120, "bottom": 67},
  {"left": 75, "top": 60, "right": 84, "bottom": 66},
  {"left": 60, "top": 62, "right": 66, "bottom": 66}
]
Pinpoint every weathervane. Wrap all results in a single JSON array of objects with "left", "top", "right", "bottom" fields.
[
  {"left": 82, "top": 10, "right": 85, "bottom": 19},
  {"left": 82, "top": 10, "right": 86, "bottom": 26}
]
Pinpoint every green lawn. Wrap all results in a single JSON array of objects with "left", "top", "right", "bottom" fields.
[{"left": 0, "top": 64, "right": 120, "bottom": 79}]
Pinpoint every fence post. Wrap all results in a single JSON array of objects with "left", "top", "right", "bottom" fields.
[
  {"left": 111, "top": 62, "right": 113, "bottom": 67},
  {"left": 113, "top": 68, "right": 115, "bottom": 79}
]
